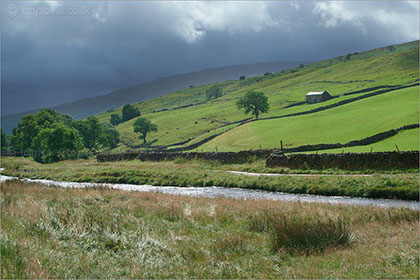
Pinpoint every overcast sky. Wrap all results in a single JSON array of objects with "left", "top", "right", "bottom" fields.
[{"left": 1, "top": 1, "right": 419, "bottom": 115}]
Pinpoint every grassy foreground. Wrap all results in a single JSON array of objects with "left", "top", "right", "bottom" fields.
[
  {"left": 1, "top": 157, "right": 419, "bottom": 200},
  {"left": 1, "top": 180, "right": 418, "bottom": 278}
]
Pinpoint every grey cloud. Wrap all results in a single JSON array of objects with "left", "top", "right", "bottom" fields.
[{"left": 1, "top": 1, "right": 418, "bottom": 115}]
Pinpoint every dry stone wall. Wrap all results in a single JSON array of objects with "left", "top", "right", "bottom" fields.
[
  {"left": 266, "top": 151, "right": 419, "bottom": 170},
  {"left": 97, "top": 150, "right": 271, "bottom": 164}
]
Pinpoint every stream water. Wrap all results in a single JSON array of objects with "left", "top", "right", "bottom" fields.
[{"left": 1, "top": 170, "right": 418, "bottom": 210}]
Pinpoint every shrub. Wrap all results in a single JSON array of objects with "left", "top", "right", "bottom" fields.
[
  {"left": 110, "top": 114, "right": 122, "bottom": 126},
  {"left": 205, "top": 85, "right": 223, "bottom": 100},
  {"left": 122, "top": 104, "right": 141, "bottom": 122},
  {"left": 271, "top": 214, "right": 355, "bottom": 255}
]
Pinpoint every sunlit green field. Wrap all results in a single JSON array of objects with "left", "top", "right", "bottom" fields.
[
  {"left": 304, "top": 128, "right": 419, "bottom": 154},
  {"left": 201, "top": 86, "right": 419, "bottom": 152}
]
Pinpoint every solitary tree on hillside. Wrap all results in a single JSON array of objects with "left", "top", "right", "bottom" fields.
[
  {"left": 236, "top": 91, "right": 269, "bottom": 120},
  {"left": 133, "top": 117, "right": 158, "bottom": 144}
]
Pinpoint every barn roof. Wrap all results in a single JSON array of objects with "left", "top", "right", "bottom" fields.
[{"left": 306, "top": 91, "right": 326, "bottom": 96}]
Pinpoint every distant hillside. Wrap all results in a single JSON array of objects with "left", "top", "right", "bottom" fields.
[
  {"left": 1, "top": 61, "right": 308, "bottom": 133},
  {"left": 100, "top": 40, "right": 418, "bottom": 152}
]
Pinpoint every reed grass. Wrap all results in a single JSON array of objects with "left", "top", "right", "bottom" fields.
[
  {"left": 1, "top": 180, "right": 418, "bottom": 278},
  {"left": 270, "top": 214, "right": 355, "bottom": 255}
]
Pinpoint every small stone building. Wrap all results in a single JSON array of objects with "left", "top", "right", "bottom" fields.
[{"left": 306, "top": 91, "right": 332, "bottom": 104}]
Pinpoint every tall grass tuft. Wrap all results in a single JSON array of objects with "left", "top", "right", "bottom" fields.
[
  {"left": 271, "top": 214, "right": 355, "bottom": 255},
  {"left": 247, "top": 210, "right": 276, "bottom": 232},
  {"left": 0, "top": 238, "right": 27, "bottom": 279}
]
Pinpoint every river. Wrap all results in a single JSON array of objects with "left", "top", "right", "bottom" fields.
[{"left": 1, "top": 170, "right": 418, "bottom": 209}]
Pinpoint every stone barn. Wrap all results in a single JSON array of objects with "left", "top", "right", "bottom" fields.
[{"left": 306, "top": 91, "right": 332, "bottom": 104}]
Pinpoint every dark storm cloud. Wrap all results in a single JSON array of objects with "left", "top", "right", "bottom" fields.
[{"left": 1, "top": 1, "right": 419, "bottom": 115}]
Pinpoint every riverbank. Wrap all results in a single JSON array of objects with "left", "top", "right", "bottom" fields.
[
  {"left": 1, "top": 179, "right": 418, "bottom": 278},
  {"left": 1, "top": 157, "right": 419, "bottom": 200},
  {"left": 1, "top": 173, "right": 418, "bottom": 210}
]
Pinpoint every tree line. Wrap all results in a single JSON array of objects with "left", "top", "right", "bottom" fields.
[
  {"left": 106, "top": 103, "right": 158, "bottom": 145},
  {"left": 110, "top": 104, "right": 140, "bottom": 125},
  {"left": 3, "top": 109, "right": 120, "bottom": 163},
  {"left": 1, "top": 90, "right": 270, "bottom": 163}
]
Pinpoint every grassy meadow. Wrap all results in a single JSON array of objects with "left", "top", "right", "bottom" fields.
[
  {"left": 1, "top": 180, "right": 419, "bottom": 278},
  {"left": 97, "top": 41, "right": 418, "bottom": 150},
  {"left": 1, "top": 157, "right": 419, "bottom": 200},
  {"left": 304, "top": 128, "right": 420, "bottom": 154},
  {"left": 201, "top": 86, "right": 419, "bottom": 151}
]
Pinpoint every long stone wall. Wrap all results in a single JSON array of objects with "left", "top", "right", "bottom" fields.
[
  {"left": 97, "top": 149, "right": 272, "bottom": 164},
  {"left": 96, "top": 149, "right": 419, "bottom": 170},
  {"left": 266, "top": 151, "right": 419, "bottom": 170}
]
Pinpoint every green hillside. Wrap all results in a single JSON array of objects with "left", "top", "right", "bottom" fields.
[
  {"left": 202, "top": 86, "right": 419, "bottom": 151},
  {"left": 97, "top": 40, "right": 419, "bottom": 152}
]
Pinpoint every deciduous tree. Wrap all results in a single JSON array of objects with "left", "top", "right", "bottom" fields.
[
  {"left": 236, "top": 91, "right": 269, "bottom": 119},
  {"left": 110, "top": 114, "right": 122, "bottom": 126},
  {"left": 133, "top": 117, "right": 158, "bottom": 144},
  {"left": 72, "top": 116, "right": 102, "bottom": 150},
  {"left": 122, "top": 104, "right": 140, "bottom": 122},
  {"left": 32, "top": 123, "right": 84, "bottom": 163}
]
